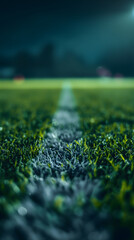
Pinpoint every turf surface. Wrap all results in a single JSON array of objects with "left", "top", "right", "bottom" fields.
[
  {"left": 74, "top": 88, "right": 134, "bottom": 239},
  {"left": 0, "top": 88, "right": 60, "bottom": 215},
  {"left": 0, "top": 79, "right": 134, "bottom": 239}
]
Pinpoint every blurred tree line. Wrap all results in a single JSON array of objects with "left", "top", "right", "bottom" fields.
[{"left": 0, "top": 43, "right": 134, "bottom": 78}]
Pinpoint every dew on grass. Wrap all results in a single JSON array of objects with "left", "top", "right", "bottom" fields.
[{"left": 18, "top": 206, "right": 27, "bottom": 216}]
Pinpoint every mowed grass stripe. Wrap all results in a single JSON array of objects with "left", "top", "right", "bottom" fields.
[
  {"left": 0, "top": 80, "right": 63, "bottom": 89},
  {"left": 0, "top": 79, "right": 134, "bottom": 90}
]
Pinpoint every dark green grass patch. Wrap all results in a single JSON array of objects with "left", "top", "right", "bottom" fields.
[
  {"left": 74, "top": 89, "right": 134, "bottom": 239},
  {"left": 0, "top": 89, "right": 60, "bottom": 215}
]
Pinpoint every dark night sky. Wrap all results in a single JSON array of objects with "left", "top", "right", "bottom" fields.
[{"left": 0, "top": 0, "right": 134, "bottom": 64}]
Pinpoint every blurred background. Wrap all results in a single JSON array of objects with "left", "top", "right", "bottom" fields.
[{"left": 0, "top": 0, "right": 134, "bottom": 79}]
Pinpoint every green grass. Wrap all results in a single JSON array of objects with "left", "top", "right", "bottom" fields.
[
  {"left": 74, "top": 88, "right": 134, "bottom": 238},
  {"left": 71, "top": 79, "right": 134, "bottom": 89},
  {"left": 0, "top": 78, "right": 134, "bottom": 90},
  {"left": 0, "top": 89, "right": 60, "bottom": 215},
  {"left": 0, "top": 79, "right": 63, "bottom": 89},
  {"left": 0, "top": 79, "right": 134, "bottom": 237}
]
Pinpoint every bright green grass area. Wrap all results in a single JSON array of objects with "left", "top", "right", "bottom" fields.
[
  {"left": 71, "top": 78, "right": 134, "bottom": 89},
  {"left": 0, "top": 80, "right": 63, "bottom": 89},
  {"left": 0, "top": 78, "right": 134, "bottom": 90},
  {"left": 0, "top": 89, "right": 60, "bottom": 215}
]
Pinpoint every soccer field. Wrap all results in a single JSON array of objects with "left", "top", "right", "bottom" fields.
[{"left": 0, "top": 79, "right": 134, "bottom": 240}]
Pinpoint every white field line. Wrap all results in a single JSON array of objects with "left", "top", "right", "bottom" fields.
[
  {"left": 52, "top": 82, "right": 80, "bottom": 128},
  {"left": 32, "top": 82, "right": 83, "bottom": 179}
]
